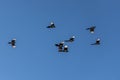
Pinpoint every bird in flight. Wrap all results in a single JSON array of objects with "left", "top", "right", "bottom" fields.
[
  {"left": 55, "top": 42, "right": 68, "bottom": 52},
  {"left": 47, "top": 22, "right": 55, "bottom": 28},
  {"left": 91, "top": 38, "right": 100, "bottom": 45},
  {"left": 86, "top": 26, "right": 96, "bottom": 33},
  {"left": 55, "top": 42, "right": 64, "bottom": 52},
  {"left": 65, "top": 36, "right": 75, "bottom": 42},
  {"left": 8, "top": 38, "right": 16, "bottom": 48},
  {"left": 63, "top": 45, "right": 68, "bottom": 52}
]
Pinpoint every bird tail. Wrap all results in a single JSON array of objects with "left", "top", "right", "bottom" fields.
[
  {"left": 8, "top": 42, "right": 11, "bottom": 44},
  {"left": 47, "top": 26, "right": 50, "bottom": 28},
  {"left": 91, "top": 43, "right": 100, "bottom": 45},
  {"left": 91, "top": 43, "right": 96, "bottom": 45},
  {"left": 65, "top": 40, "right": 70, "bottom": 42},
  {"left": 55, "top": 44, "right": 59, "bottom": 46},
  {"left": 86, "top": 28, "right": 90, "bottom": 30},
  {"left": 63, "top": 50, "right": 68, "bottom": 52}
]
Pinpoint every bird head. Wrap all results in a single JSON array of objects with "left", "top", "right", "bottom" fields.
[
  {"left": 90, "top": 31, "right": 94, "bottom": 33},
  {"left": 64, "top": 45, "right": 68, "bottom": 48},
  {"left": 97, "top": 38, "right": 100, "bottom": 41},
  {"left": 12, "top": 46, "right": 16, "bottom": 48},
  {"left": 51, "top": 22, "right": 54, "bottom": 25},
  {"left": 13, "top": 38, "right": 16, "bottom": 41},
  {"left": 72, "top": 36, "right": 75, "bottom": 38}
]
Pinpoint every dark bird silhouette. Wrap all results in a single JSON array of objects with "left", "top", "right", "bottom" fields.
[
  {"left": 63, "top": 45, "right": 68, "bottom": 52},
  {"left": 55, "top": 42, "right": 64, "bottom": 52},
  {"left": 8, "top": 39, "right": 16, "bottom": 48},
  {"left": 91, "top": 38, "right": 100, "bottom": 45},
  {"left": 86, "top": 26, "right": 96, "bottom": 33},
  {"left": 47, "top": 22, "right": 55, "bottom": 28},
  {"left": 65, "top": 36, "right": 75, "bottom": 42}
]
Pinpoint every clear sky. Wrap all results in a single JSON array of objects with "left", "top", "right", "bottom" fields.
[{"left": 0, "top": 0, "right": 120, "bottom": 80}]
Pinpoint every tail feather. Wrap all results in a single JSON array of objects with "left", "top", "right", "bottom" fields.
[
  {"left": 55, "top": 44, "right": 59, "bottom": 46},
  {"left": 8, "top": 42, "right": 11, "bottom": 44},
  {"left": 47, "top": 26, "right": 50, "bottom": 28},
  {"left": 91, "top": 43, "right": 100, "bottom": 45},
  {"left": 91, "top": 43, "right": 96, "bottom": 45},
  {"left": 86, "top": 28, "right": 90, "bottom": 30},
  {"left": 65, "top": 40, "right": 70, "bottom": 42}
]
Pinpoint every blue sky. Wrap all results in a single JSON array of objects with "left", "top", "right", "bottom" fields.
[{"left": 0, "top": 0, "right": 120, "bottom": 80}]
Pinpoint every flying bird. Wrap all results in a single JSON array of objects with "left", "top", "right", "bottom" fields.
[
  {"left": 55, "top": 42, "right": 64, "bottom": 52},
  {"left": 8, "top": 38, "right": 16, "bottom": 48},
  {"left": 65, "top": 36, "right": 75, "bottom": 42},
  {"left": 91, "top": 38, "right": 100, "bottom": 45},
  {"left": 47, "top": 22, "right": 55, "bottom": 28},
  {"left": 63, "top": 45, "right": 68, "bottom": 52},
  {"left": 86, "top": 26, "right": 96, "bottom": 33}
]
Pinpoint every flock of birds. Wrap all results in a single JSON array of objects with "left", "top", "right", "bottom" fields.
[
  {"left": 8, "top": 22, "right": 100, "bottom": 52},
  {"left": 47, "top": 22, "right": 101, "bottom": 53}
]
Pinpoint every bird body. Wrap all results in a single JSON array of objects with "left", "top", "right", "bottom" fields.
[
  {"left": 86, "top": 26, "right": 96, "bottom": 33},
  {"left": 47, "top": 22, "right": 55, "bottom": 28},
  {"left": 91, "top": 38, "right": 100, "bottom": 45},
  {"left": 8, "top": 39, "right": 16, "bottom": 48},
  {"left": 65, "top": 36, "right": 75, "bottom": 42}
]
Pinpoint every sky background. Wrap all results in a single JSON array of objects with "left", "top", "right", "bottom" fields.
[{"left": 0, "top": 0, "right": 120, "bottom": 80}]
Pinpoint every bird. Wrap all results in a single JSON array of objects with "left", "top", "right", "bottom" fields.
[
  {"left": 86, "top": 26, "right": 96, "bottom": 33},
  {"left": 91, "top": 38, "right": 100, "bottom": 45},
  {"left": 8, "top": 38, "right": 16, "bottom": 48},
  {"left": 65, "top": 36, "right": 75, "bottom": 42},
  {"left": 55, "top": 42, "right": 64, "bottom": 52},
  {"left": 47, "top": 22, "right": 55, "bottom": 28},
  {"left": 63, "top": 45, "right": 68, "bottom": 52}
]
